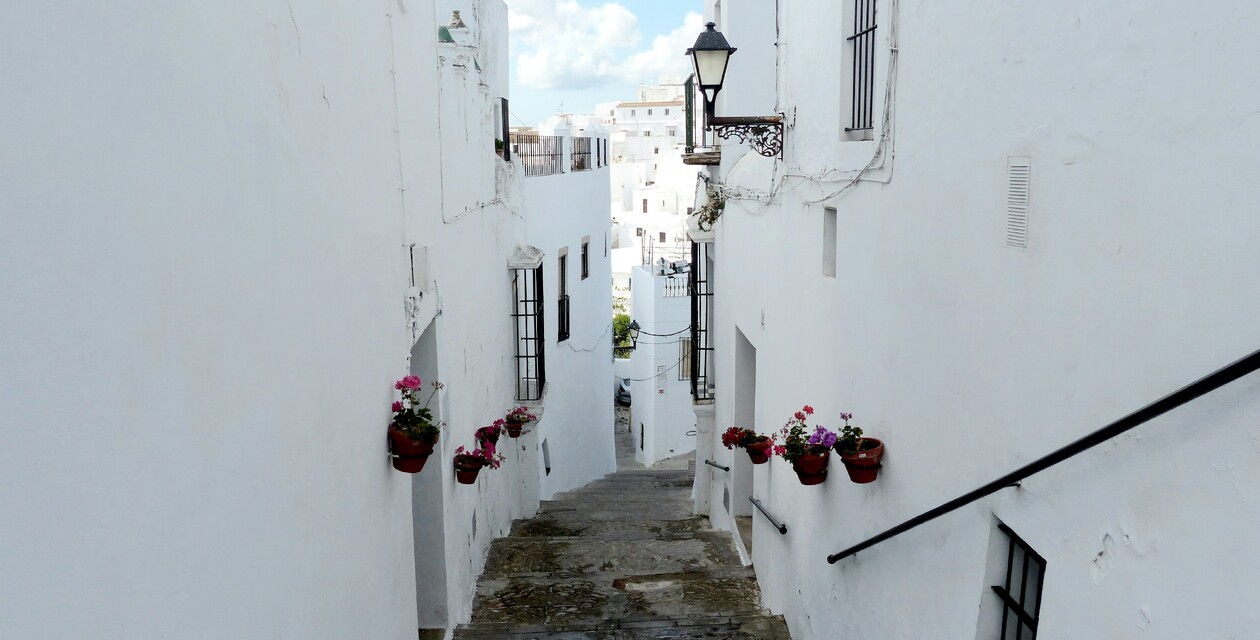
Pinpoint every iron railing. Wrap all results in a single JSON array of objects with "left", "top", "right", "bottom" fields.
[
  {"left": 557, "top": 294, "right": 571, "bottom": 343},
  {"left": 511, "top": 266, "right": 546, "bottom": 401},
  {"left": 511, "top": 133, "right": 563, "bottom": 177},
  {"left": 703, "top": 459, "right": 730, "bottom": 472},
  {"left": 750, "top": 497, "right": 788, "bottom": 535},
  {"left": 846, "top": 0, "right": 877, "bottom": 132},
  {"left": 571, "top": 137, "right": 592, "bottom": 171},
  {"left": 690, "top": 241, "right": 715, "bottom": 401},
  {"left": 827, "top": 347, "right": 1260, "bottom": 563}
]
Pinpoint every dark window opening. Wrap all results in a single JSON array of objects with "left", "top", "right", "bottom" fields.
[
  {"left": 992, "top": 523, "right": 1046, "bottom": 640},
  {"left": 659, "top": 232, "right": 666, "bottom": 243},
  {"left": 581, "top": 241, "right": 590, "bottom": 279},
  {"left": 557, "top": 254, "right": 570, "bottom": 342},
  {"left": 511, "top": 266, "right": 546, "bottom": 401},
  {"left": 847, "top": 0, "right": 878, "bottom": 132},
  {"left": 679, "top": 338, "right": 692, "bottom": 380},
  {"left": 690, "top": 242, "right": 715, "bottom": 400}
]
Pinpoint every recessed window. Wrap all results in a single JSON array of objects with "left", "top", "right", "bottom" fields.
[
  {"left": 654, "top": 147, "right": 660, "bottom": 155},
  {"left": 557, "top": 252, "right": 570, "bottom": 342},
  {"left": 991, "top": 523, "right": 1046, "bottom": 639},
  {"left": 511, "top": 266, "right": 545, "bottom": 401},
  {"left": 581, "top": 237, "right": 590, "bottom": 280},
  {"left": 631, "top": 109, "right": 636, "bottom": 116},
  {"left": 823, "top": 207, "right": 837, "bottom": 277},
  {"left": 659, "top": 232, "right": 666, "bottom": 243},
  {"left": 635, "top": 227, "right": 643, "bottom": 237},
  {"left": 845, "top": 0, "right": 878, "bottom": 134},
  {"left": 609, "top": 110, "right": 614, "bottom": 116},
  {"left": 642, "top": 199, "right": 648, "bottom": 214},
  {"left": 665, "top": 108, "right": 670, "bottom": 115},
  {"left": 644, "top": 130, "right": 652, "bottom": 137}
]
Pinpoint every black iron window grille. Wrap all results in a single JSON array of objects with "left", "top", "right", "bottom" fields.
[
  {"left": 571, "top": 137, "right": 592, "bottom": 171},
  {"left": 603, "top": 138, "right": 609, "bottom": 165},
  {"left": 581, "top": 241, "right": 589, "bottom": 279},
  {"left": 557, "top": 254, "right": 570, "bottom": 342},
  {"left": 992, "top": 524, "right": 1046, "bottom": 640},
  {"left": 511, "top": 266, "right": 546, "bottom": 401},
  {"left": 511, "top": 133, "right": 563, "bottom": 176},
  {"left": 689, "top": 241, "right": 715, "bottom": 401},
  {"left": 498, "top": 97, "right": 511, "bottom": 161},
  {"left": 846, "top": 0, "right": 877, "bottom": 132}
]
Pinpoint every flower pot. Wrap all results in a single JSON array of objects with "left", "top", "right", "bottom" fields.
[
  {"left": 389, "top": 427, "right": 436, "bottom": 473},
  {"left": 505, "top": 420, "right": 527, "bottom": 438},
  {"left": 744, "top": 439, "right": 772, "bottom": 465},
  {"left": 454, "top": 461, "right": 483, "bottom": 484},
  {"left": 478, "top": 431, "right": 501, "bottom": 449},
  {"left": 791, "top": 451, "right": 830, "bottom": 485},
  {"left": 840, "top": 438, "right": 884, "bottom": 484}
]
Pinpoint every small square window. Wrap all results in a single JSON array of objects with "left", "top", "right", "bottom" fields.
[
  {"left": 635, "top": 227, "right": 643, "bottom": 237},
  {"left": 631, "top": 109, "right": 636, "bottom": 116},
  {"left": 648, "top": 109, "right": 653, "bottom": 115},
  {"left": 665, "top": 108, "right": 670, "bottom": 115},
  {"left": 644, "top": 130, "right": 652, "bottom": 137}
]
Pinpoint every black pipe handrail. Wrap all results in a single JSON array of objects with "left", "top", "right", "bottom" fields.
[
  {"left": 750, "top": 497, "right": 788, "bottom": 535},
  {"left": 703, "top": 459, "right": 729, "bottom": 472},
  {"left": 828, "top": 347, "right": 1260, "bottom": 564}
]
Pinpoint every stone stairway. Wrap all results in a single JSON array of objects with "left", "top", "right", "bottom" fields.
[{"left": 454, "top": 461, "right": 791, "bottom": 639}]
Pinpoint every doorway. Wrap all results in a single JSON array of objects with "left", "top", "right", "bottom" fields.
[
  {"left": 731, "top": 327, "right": 756, "bottom": 557},
  {"left": 410, "top": 325, "right": 448, "bottom": 632}
]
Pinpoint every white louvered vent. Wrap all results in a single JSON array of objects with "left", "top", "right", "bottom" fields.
[{"left": 1006, "top": 158, "right": 1031, "bottom": 249}]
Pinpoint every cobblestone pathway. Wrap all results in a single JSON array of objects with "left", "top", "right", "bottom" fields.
[{"left": 453, "top": 407, "right": 790, "bottom": 639}]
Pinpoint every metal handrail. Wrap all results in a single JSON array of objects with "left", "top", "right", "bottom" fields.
[
  {"left": 703, "top": 459, "right": 729, "bottom": 472},
  {"left": 827, "top": 347, "right": 1260, "bottom": 564},
  {"left": 750, "top": 497, "right": 788, "bottom": 535}
]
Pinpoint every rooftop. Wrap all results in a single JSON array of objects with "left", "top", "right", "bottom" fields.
[{"left": 615, "top": 100, "right": 685, "bottom": 108}]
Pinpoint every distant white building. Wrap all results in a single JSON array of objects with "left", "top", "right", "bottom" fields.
[
  {"left": 628, "top": 261, "right": 696, "bottom": 467},
  {"left": 689, "top": 1, "right": 1260, "bottom": 640}
]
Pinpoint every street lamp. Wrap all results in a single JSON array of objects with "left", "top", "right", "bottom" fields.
[
  {"left": 686, "top": 22, "right": 783, "bottom": 158},
  {"left": 628, "top": 320, "right": 641, "bottom": 350}
]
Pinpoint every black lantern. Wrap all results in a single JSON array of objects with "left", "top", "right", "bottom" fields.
[
  {"left": 628, "top": 320, "right": 641, "bottom": 349},
  {"left": 685, "top": 22, "right": 783, "bottom": 158}
]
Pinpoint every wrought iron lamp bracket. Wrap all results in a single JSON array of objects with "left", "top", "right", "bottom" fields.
[{"left": 708, "top": 115, "right": 784, "bottom": 158}]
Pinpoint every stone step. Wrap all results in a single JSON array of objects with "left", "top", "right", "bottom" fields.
[
  {"left": 508, "top": 515, "right": 707, "bottom": 540},
  {"left": 482, "top": 532, "right": 743, "bottom": 578},
  {"left": 455, "top": 613, "right": 791, "bottom": 639}
]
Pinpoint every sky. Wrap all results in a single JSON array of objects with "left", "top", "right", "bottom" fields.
[{"left": 505, "top": 0, "right": 703, "bottom": 126}]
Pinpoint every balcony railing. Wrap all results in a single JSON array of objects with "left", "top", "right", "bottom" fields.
[{"left": 511, "top": 133, "right": 563, "bottom": 177}]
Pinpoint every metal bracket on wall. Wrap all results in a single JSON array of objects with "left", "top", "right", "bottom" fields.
[{"left": 709, "top": 115, "right": 784, "bottom": 158}]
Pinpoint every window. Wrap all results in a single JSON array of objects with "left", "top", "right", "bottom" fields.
[
  {"left": 659, "top": 232, "right": 666, "bottom": 243},
  {"left": 644, "top": 130, "right": 652, "bottom": 137},
  {"left": 580, "top": 237, "right": 590, "bottom": 279},
  {"left": 991, "top": 524, "right": 1046, "bottom": 640},
  {"left": 609, "top": 110, "right": 614, "bottom": 116},
  {"left": 635, "top": 227, "right": 643, "bottom": 237},
  {"left": 631, "top": 109, "right": 636, "bottom": 116},
  {"left": 557, "top": 252, "right": 570, "bottom": 342},
  {"left": 846, "top": 0, "right": 878, "bottom": 133},
  {"left": 511, "top": 266, "right": 545, "bottom": 401},
  {"left": 678, "top": 338, "right": 692, "bottom": 380},
  {"left": 654, "top": 147, "right": 660, "bottom": 155},
  {"left": 823, "top": 207, "right": 837, "bottom": 277},
  {"left": 642, "top": 199, "right": 648, "bottom": 213},
  {"left": 648, "top": 109, "right": 653, "bottom": 115},
  {"left": 686, "top": 207, "right": 694, "bottom": 216},
  {"left": 665, "top": 108, "right": 670, "bottom": 115},
  {"left": 667, "top": 127, "right": 677, "bottom": 137}
]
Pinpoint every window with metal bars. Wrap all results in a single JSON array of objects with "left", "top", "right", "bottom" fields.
[
  {"left": 846, "top": 0, "right": 878, "bottom": 133},
  {"left": 511, "top": 267, "right": 546, "bottom": 401},
  {"left": 557, "top": 254, "right": 570, "bottom": 342},
  {"left": 581, "top": 240, "right": 590, "bottom": 279},
  {"left": 991, "top": 524, "right": 1046, "bottom": 640},
  {"left": 689, "top": 241, "right": 715, "bottom": 401}
]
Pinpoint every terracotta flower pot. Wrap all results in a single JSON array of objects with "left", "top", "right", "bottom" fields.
[
  {"left": 791, "top": 451, "right": 830, "bottom": 485},
  {"left": 389, "top": 427, "right": 436, "bottom": 473},
  {"left": 478, "top": 431, "right": 501, "bottom": 449},
  {"left": 840, "top": 438, "right": 884, "bottom": 484},
  {"left": 505, "top": 420, "right": 527, "bottom": 438},
  {"left": 454, "top": 461, "right": 483, "bottom": 484},
  {"left": 744, "top": 439, "right": 772, "bottom": 465}
]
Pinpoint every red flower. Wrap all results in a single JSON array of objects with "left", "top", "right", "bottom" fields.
[
  {"left": 794, "top": 411, "right": 806, "bottom": 421},
  {"left": 803, "top": 405, "right": 814, "bottom": 415}
]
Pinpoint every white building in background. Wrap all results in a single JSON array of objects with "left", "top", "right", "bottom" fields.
[
  {"left": 689, "top": 1, "right": 1260, "bottom": 640},
  {"left": 599, "top": 78, "right": 703, "bottom": 299},
  {"left": 628, "top": 263, "right": 696, "bottom": 467},
  {"left": 1, "top": 2, "right": 613, "bottom": 639}
]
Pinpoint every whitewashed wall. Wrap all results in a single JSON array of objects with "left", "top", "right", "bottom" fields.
[
  {"left": 704, "top": 0, "right": 1260, "bottom": 638},
  {"left": 522, "top": 152, "right": 618, "bottom": 499},
  {"left": 629, "top": 267, "right": 697, "bottom": 467},
  {"left": 0, "top": 2, "right": 425, "bottom": 638}
]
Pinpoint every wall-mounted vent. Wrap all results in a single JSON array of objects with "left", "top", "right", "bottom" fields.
[{"left": 1006, "top": 158, "right": 1031, "bottom": 249}]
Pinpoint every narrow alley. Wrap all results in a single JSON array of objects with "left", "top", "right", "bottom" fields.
[{"left": 453, "top": 408, "right": 790, "bottom": 639}]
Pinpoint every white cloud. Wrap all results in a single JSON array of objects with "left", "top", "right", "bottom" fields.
[{"left": 506, "top": 0, "right": 701, "bottom": 90}]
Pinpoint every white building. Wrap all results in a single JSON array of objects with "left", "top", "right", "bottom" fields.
[
  {"left": 1, "top": 2, "right": 613, "bottom": 638},
  {"left": 628, "top": 263, "right": 696, "bottom": 467},
  {"left": 689, "top": 1, "right": 1260, "bottom": 639}
]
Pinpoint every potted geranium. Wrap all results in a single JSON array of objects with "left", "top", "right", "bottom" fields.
[
  {"left": 503, "top": 406, "right": 537, "bottom": 438},
  {"left": 722, "top": 426, "right": 772, "bottom": 465},
  {"left": 452, "top": 444, "right": 504, "bottom": 484},
  {"left": 476, "top": 420, "right": 505, "bottom": 449},
  {"left": 387, "top": 376, "right": 444, "bottom": 473},
  {"left": 773, "top": 405, "right": 836, "bottom": 485},
  {"left": 834, "top": 412, "right": 884, "bottom": 484}
]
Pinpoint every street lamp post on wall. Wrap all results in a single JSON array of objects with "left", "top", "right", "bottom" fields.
[
  {"left": 686, "top": 22, "right": 784, "bottom": 158},
  {"left": 628, "top": 320, "right": 641, "bottom": 350}
]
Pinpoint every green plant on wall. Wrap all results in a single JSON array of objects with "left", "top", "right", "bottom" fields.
[
  {"left": 612, "top": 313, "right": 633, "bottom": 359},
  {"left": 695, "top": 181, "right": 726, "bottom": 231}
]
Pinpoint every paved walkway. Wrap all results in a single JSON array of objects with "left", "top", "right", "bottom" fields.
[{"left": 454, "top": 407, "right": 790, "bottom": 639}]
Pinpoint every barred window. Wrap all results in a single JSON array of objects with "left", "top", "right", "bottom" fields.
[{"left": 678, "top": 338, "right": 692, "bottom": 380}]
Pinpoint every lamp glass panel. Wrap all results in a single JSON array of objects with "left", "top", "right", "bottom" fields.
[{"left": 692, "top": 49, "right": 730, "bottom": 90}]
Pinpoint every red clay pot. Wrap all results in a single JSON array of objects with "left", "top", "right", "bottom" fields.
[
  {"left": 478, "top": 431, "right": 501, "bottom": 449},
  {"left": 454, "top": 461, "right": 483, "bottom": 485},
  {"left": 791, "top": 451, "right": 830, "bottom": 485},
  {"left": 745, "top": 439, "right": 772, "bottom": 465},
  {"left": 388, "top": 427, "right": 436, "bottom": 473},
  {"left": 505, "top": 420, "right": 527, "bottom": 438},
  {"left": 840, "top": 438, "right": 884, "bottom": 484}
]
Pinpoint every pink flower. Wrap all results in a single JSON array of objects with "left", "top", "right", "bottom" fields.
[
  {"left": 803, "top": 405, "right": 814, "bottom": 415},
  {"left": 794, "top": 411, "right": 806, "bottom": 421},
  {"left": 392, "top": 401, "right": 403, "bottom": 412},
  {"left": 394, "top": 380, "right": 404, "bottom": 390},
  {"left": 401, "top": 375, "right": 422, "bottom": 389},
  {"left": 773, "top": 445, "right": 786, "bottom": 457}
]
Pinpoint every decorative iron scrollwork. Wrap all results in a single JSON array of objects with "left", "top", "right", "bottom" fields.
[{"left": 710, "top": 116, "right": 784, "bottom": 158}]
